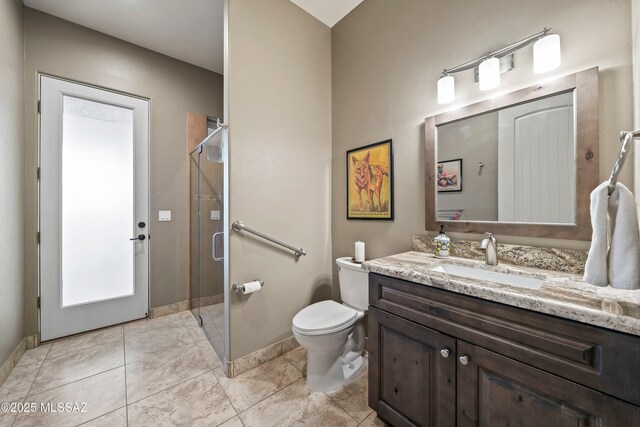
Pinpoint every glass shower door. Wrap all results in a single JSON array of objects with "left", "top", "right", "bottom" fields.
[{"left": 190, "top": 119, "right": 226, "bottom": 362}]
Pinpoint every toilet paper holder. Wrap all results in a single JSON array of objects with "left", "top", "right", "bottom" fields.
[{"left": 232, "top": 280, "right": 265, "bottom": 293}]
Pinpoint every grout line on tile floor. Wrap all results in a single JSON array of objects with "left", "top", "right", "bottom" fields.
[
  {"left": 10, "top": 343, "right": 53, "bottom": 426},
  {"left": 210, "top": 371, "right": 241, "bottom": 421},
  {"left": 126, "top": 363, "right": 215, "bottom": 405},
  {"left": 22, "top": 358, "right": 127, "bottom": 399},
  {"left": 282, "top": 355, "right": 305, "bottom": 376},
  {"left": 126, "top": 368, "right": 215, "bottom": 408},
  {"left": 325, "top": 366, "right": 371, "bottom": 425},
  {"left": 235, "top": 376, "right": 307, "bottom": 421},
  {"left": 222, "top": 358, "right": 302, "bottom": 415},
  {"left": 190, "top": 320, "right": 240, "bottom": 425},
  {"left": 24, "top": 365, "right": 124, "bottom": 401},
  {"left": 216, "top": 413, "right": 240, "bottom": 427},
  {"left": 77, "top": 405, "right": 126, "bottom": 426},
  {"left": 324, "top": 394, "right": 362, "bottom": 425}
]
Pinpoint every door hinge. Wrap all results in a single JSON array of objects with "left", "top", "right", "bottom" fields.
[
  {"left": 37, "top": 231, "right": 40, "bottom": 244},
  {"left": 37, "top": 167, "right": 40, "bottom": 181},
  {"left": 37, "top": 100, "right": 41, "bottom": 114},
  {"left": 37, "top": 297, "right": 41, "bottom": 309}
]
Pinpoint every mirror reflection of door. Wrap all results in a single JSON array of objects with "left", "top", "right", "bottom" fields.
[
  {"left": 498, "top": 92, "right": 575, "bottom": 223},
  {"left": 40, "top": 75, "right": 150, "bottom": 341}
]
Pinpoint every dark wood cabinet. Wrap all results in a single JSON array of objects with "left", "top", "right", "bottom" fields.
[
  {"left": 368, "top": 273, "right": 640, "bottom": 427},
  {"left": 369, "top": 307, "right": 456, "bottom": 427},
  {"left": 456, "top": 341, "right": 640, "bottom": 427}
]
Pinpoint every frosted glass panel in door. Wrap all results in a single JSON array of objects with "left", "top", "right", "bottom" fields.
[{"left": 61, "top": 96, "right": 135, "bottom": 307}]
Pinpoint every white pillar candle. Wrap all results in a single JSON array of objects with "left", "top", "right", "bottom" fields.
[{"left": 355, "top": 241, "right": 365, "bottom": 262}]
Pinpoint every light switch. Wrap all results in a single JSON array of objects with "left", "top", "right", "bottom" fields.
[
  {"left": 211, "top": 210, "right": 221, "bottom": 221},
  {"left": 159, "top": 210, "right": 172, "bottom": 222}
]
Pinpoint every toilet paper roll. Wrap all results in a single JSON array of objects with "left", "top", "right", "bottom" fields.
[{"left": 242, "top": 280, "right": 262, "bottom": 295}]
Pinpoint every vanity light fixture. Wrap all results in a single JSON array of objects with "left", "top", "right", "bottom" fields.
[
  {"left": 533, "top": 34, "right": 561, "bottom": 74},
  {"left": 437, "top": 27, "right": 561, "bottom": 104},
  {"left": 478, "top": 57, "right": 500, "bottom": 91},
  {"left": 437, "top": 74, "right": 455, "bottom": 104}
]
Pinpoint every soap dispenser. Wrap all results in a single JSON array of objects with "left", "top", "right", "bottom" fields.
[{"left": 434, "top": 225, "right": 450, "bottom": 258}]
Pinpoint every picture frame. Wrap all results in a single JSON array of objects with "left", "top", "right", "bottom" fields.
[
  {"left": 437, "top": 158, "right": 463, "bottom": 193},
  {"left": 346, "top": 139, "right": 394, "bottom": 220}
]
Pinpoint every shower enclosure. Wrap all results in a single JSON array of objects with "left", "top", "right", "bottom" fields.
[{"left": 190, "top": 117, "right": 227, "bottom": 363}]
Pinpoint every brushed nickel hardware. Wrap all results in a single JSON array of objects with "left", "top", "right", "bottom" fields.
[
  {"left": 232, "top": 280, "right": 264, "bottom": 293},
  {"left": 459, "top": 355, "right": 469, "bottom": 366},
  {"left": 479, "top": 232, "right": 498, "bottom": 266},
  {"left": 232, "top": 220, "right": 306, "bottom": 257},
  {"left": 440, "top": 349, "right": 450, "bottom": 358},
  {"left": 608, "top": 130, "right": 640, "bottom": 195}
]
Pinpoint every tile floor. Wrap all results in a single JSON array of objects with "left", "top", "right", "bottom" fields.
[
  {"left": 196, "top": 303, "right": 225, "bottom": 361},
  {"left": 0, "top": 311, "right": 387, "bottom": 426}
]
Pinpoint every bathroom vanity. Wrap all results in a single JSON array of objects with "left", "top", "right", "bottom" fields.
[{"left": 364, "top": 253, "right": 640, "bottom": 427}]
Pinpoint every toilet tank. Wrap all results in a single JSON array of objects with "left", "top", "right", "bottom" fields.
[{"left": 336, "top": 257, "right": 369, "bottom": 311}]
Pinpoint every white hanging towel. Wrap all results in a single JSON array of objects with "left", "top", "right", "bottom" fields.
[{"left": 584, "top": 182, "right": 640, "bottom": 289}]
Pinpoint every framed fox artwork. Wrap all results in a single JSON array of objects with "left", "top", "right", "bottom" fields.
[{"left": 347, "top": 140, "right": 394, "bottom": 220}]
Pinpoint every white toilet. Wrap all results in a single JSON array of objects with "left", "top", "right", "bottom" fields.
[{"left": 292, "top": 257, "right": 369, "bottom": 392}]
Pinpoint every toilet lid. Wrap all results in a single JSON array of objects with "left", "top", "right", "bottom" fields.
[{"left": 292, "top": 300, "right": 358, "bottom": 335}]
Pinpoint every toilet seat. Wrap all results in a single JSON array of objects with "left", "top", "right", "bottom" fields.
[{"left": 292, "top": 300, "right": 359, "bottom": 336}]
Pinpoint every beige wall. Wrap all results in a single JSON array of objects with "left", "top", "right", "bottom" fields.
[
  {"left": 437, "top": 113, "right": 499, "bottom": 221},
  {"left": 227, "top": 0, "right": 332, "bottom": 359},
  {"left": 331, "top": 0, "right": 633, "bottom": 290},
  {"left": 23, "top": 9, "right": 223, "bottom": 336},
  {"left": 0, "top": 0, "right": 25, "bottom": 364}
]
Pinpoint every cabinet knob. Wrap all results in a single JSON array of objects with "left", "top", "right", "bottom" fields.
[
  {"left": 459, "top": 355, "right": 469, "bottom": 366},
  {"left": 440, "top": 349, "right": 450, "bottom": 358}
]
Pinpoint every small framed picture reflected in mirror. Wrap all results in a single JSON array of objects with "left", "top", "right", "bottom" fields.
[{"left": 437, "top": 158, "right": 463, "bottom": 193}]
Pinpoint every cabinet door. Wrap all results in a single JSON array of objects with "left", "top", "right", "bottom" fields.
[
  {"left": 369, "top": 307, "right": 456, "bottom": 427},
  {"left": 456, "top": 340, "right": 640, "bottom": 427}
]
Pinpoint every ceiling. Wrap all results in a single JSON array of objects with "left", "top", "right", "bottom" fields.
[
  {"left": 290, "top": 0, "right": 364, "bottom": 27},
  {"left": 23, "top": 0, "right": 224, "bottom": 74}
]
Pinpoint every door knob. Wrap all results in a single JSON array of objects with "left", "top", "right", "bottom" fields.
[
  {"left": 440, "top": 349, "right": 450, "bottom": 358},
  {"left": 459, "top": 355, "right": 469, "bottom": 366},
  {"left": 130, "top": 234, "right": 146, "bottom": 241}
]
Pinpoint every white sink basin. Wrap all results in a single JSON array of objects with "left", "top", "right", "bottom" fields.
[{"left": 430, "top": 264, "right": 544, "bottom": 290}]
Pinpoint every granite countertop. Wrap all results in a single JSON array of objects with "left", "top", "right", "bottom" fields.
[{"left": 362, "top": 251, "right": 640, "bottom": 337}]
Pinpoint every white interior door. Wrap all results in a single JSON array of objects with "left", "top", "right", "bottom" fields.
[
  {"left": 40, "top": 76, "right": 149, "bottom": 341},
  {"left": 498, "top": 92, "right": 575, "bottom": 223}
]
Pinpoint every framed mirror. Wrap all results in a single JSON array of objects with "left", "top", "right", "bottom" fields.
[{"left": 425, "top": 68, "right": 599, "bottom": 240}]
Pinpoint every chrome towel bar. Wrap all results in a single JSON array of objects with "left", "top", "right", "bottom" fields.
[
  {"left": 608, "top": 130, "right": 640, "bottom": 195},
  {"left": 232, "top": 221, "right": 307, "bottom": 257}
]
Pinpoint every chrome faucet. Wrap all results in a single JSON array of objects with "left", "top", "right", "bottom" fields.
[{"left": 479, "top": 233, "right": 498, "bottom": 266}]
